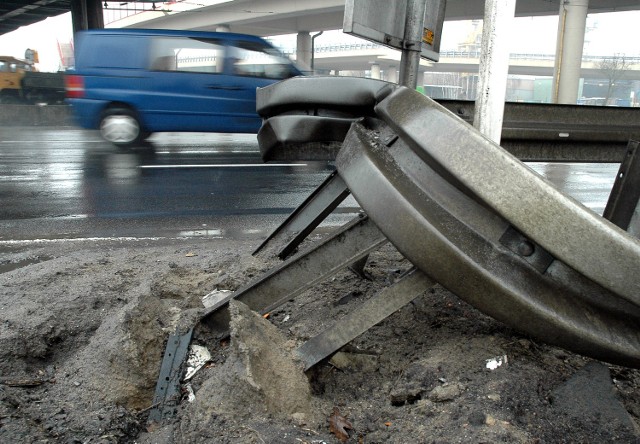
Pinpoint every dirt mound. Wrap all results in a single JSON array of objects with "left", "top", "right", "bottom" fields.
[{"left": 1, "top": 239, "right": 639, "bottom": 443}]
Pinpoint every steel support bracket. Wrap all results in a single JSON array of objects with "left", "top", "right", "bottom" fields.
[
  {"left": 147, "top": 328, "right": 193, "bottom": 424},
  {"left": 297, "top": 268, "right": 435, "bottom": 371},
  {"left": 253, "top": 170, "right": 351, "bottom": 259},
  {"left": 199, "top": 214, "right": 388, "bottom": 337},
  {"left": 603, "top": 139, "right": 640, "bottom": 233}
]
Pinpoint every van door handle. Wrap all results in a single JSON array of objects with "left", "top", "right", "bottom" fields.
[{"left": 206, "top": 84, "right": 243, "bottom": 91}]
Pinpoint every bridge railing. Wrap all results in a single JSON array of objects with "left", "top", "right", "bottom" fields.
[{"left": 275, "top": 42, "right": 640, "bottom": 65}]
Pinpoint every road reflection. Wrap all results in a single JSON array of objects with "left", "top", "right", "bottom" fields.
[
  {"left": 78, "top": 134, "right": 335, "bottom": 220},
  {"left": 527, "top": 162, "right": 620, "bottom": 215},
  {"left": 0, "top": 126, "right": 627, "bottom": 243},
  {"left": 103, "top": 151, "right": 144, "bottom": 183}
]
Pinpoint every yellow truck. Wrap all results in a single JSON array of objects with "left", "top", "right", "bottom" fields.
[{"left": 0, "top": 54, "right": 65, "bottom": 104}]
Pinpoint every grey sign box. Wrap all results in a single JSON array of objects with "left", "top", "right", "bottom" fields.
[{"left": 343, "top": 0, "right": 446, "bottom": 62}]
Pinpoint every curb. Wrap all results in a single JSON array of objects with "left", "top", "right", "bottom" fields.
[{"left": 0, "top": 104, "right": 73, "bottom": 126}]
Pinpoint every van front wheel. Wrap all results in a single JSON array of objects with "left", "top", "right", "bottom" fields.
[{"left": 99, "top": 107, "right": 148, "bottom": 147}]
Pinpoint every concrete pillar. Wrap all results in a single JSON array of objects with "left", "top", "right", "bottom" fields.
[
  {"left": 370, "top": 64, "right": 381, "bottom": 79},
  {"left": 86, "top": 0, "right": 104, "bottom": 29},
  {"left": 473, "top": 0, "right": 516, "bottom": 144},
  {"left": 387, "top": 66, "right": 398, "bottom": 84},
  {"left": 71, "top": 0, "right": 104, "bottom": 32},
  {"left": 552, "top": 0, "right": 589, "bottom": 104},
  {"left": 296, "top": 32, "right": 312, "bottom": 71},
  {"left": 70, "top": 0, "right": 88, "bottom": 32}
]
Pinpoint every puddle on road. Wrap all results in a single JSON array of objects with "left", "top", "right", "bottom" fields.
[
  {"left": 178, "top": 229, "right": 223, "bottom": 238},
  {"left": 0, "top": 256, "right": 53, "bottom": 274},
  {"left": 177, "top": 228, "right": 267, "bottom": 239}
]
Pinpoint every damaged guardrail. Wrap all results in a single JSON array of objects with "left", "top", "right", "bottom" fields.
[
  {"left": 150, "top": 76, "right": 640, "bottom": 425},
  {"left": 255, "top": 76, "right": 640, "bottom": 367},
  {"left": 336, "top": 88, "right": 640, "bottom": 367}
]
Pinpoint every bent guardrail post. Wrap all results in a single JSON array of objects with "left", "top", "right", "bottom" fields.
[
  {"left": 252, "top": 171, "right": 351, "bottom": 259},
  {"left": 296, "top": 267, "right": 435, "bottom": 371},
  {"left": 198, "top": 215, "right": 388, "bottom": 338},
  {"left": 147, "top": 328, "right": 193, "bottom": 425},
  {"left": 603, "top": 140, "right": 640, "bottom": 234},
  {"left": 151, "top": 215, "right": 389, "bottom": 424},
  {"left": 150, "top": 78, "right": 401, "bottom": 423}
]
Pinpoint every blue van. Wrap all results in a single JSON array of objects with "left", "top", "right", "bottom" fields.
[{"left": 65, "top": 28, "right": 303, "bottom": 147}]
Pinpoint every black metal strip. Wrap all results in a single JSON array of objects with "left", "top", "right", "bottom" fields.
[
  {"left": 252, "top": 171, "right": 351, "bottom": 259},
  {"left": 147, "top": 328, "right": 193, "bottom": 425},
  {"left": 603, "top": 140, "right": 640, "bottom": 230},
  {"left": 296, "top": 268, "right": 435, "bottom": 371}
]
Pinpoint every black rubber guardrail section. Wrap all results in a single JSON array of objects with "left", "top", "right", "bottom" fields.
[{"left": 256, "top": 77, "right": 397, "bottom": 161}]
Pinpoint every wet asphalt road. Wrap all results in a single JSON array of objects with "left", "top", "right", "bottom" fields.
[
  {"left": 0, "top": 127, "right": 357, "bottom": 245},
  {"left": 0, "top": 126, "right": 621, "bottom": 245}
]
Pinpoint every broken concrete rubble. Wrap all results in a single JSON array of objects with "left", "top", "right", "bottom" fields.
[{"left": 189, "top": 300, "right": 314, "bottom": 423}]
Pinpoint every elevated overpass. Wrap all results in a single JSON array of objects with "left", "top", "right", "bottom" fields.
[
  {"left": 117, "top": 0, "right": 639, "bottom": 106},
  {"left": 3, "top": 1, "right": 640, "bottom": 37},
  {"left": 305, "top": 44, "right": 640, "bottom": 81},
  {"left": 120, "top": 0, "right": 640, "bottom": 36},
  {"left": 3, "top": 1, "right": 640, "bottom": 105}
]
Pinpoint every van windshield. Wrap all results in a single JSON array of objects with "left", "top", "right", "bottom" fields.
[{"left": 231, "top": 41, "right": 296, "bottom": 80}]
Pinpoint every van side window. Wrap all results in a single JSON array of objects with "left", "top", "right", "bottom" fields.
[
  {"left": 79, "top": 36, "right": 143, "bottom": 69},
  {"left": 149, "top": 37, "right": 224, "bottom": 73},
  {"left": 231, "top": 41, "right": 294, "bottom": 80}
]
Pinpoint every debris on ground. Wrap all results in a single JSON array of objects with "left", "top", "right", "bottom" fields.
[{"left": 0, "top": 239, "right": 638, "bottom": 443}]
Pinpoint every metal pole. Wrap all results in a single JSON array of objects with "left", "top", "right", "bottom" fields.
[
  {"left": 399, "top": 0, "right": 427, "bottom": 88},
  {"left": 311, "top": 31, "right": 324, "bottom": 74},
  {"left": 473, "top": 0, "right": 516, "bottom": 143}
]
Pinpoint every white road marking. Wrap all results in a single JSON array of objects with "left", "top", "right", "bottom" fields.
[
  {"left": 0, "top": 237, "right": 166, "bottom": 245},
  {"left": 139, "top": 163, "right": 307, "bottom": 169}
]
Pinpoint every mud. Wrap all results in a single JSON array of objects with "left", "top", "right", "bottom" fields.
[{"left": 1, "top": 237, "right": 639, "bottom": 443}]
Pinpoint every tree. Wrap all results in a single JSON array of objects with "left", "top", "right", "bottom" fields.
[{"left": 597, "top": 54, "right": 630, "bottom": 104}]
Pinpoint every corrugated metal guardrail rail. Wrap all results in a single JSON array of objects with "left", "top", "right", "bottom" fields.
[
  {"left": 336, "top": 87, "right": 640, "bottom": 368},
  {"left": 1, "top": 98, "right": 638, "bottom": 164},
  {"left": 256, "top": 76, "right": 640, "bottom": 164},
  {"left": 437, "top": 99, "right": 640, "bottom": 162},
  {"left": 256, "top": 77, "right": 640, "bottom": 368}
]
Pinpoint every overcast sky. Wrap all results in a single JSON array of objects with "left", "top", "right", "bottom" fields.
[{"left": 1, "top": 8, "right": 639, "bottom": 72}]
